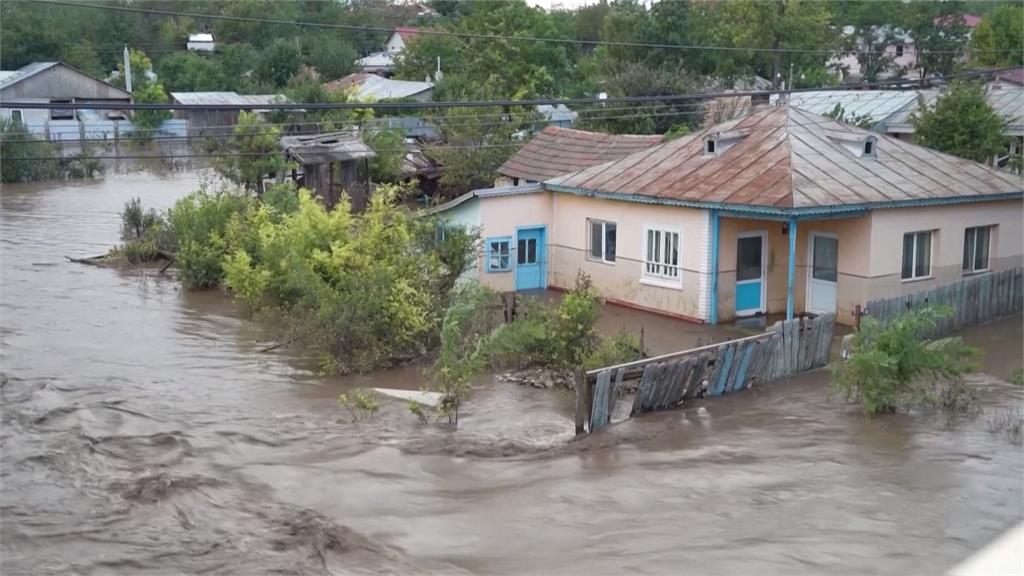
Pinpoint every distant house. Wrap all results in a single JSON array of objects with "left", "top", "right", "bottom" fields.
[
  {"left": 0, "top": 62, "right": 132, "bottom": 126},
  {"left": 535, "top": 104, "right": 577, "bottom": 128},
  {"left": 434, "top": 106, "right": 1022, "bottom": 326},
  {"left": 186, "top": 33, "right": 215, "bottom": 53},
  {"left": 169, "top": 91, "right": 289, "bottom": 135},
  {"left": 279, "top": 131, "right": 376, "bottom": 211},
  {"left": 832, "top": 15, "right": 981, "bottom": 84},
  {"left": 325, "top": 73, "right": 433, "bottom": 102},
  {"left": 494, "top": 126, "right": 664, "bottom": 187},
  {"left": 355, "top": 27, "right": 421, "bottom": 76}
]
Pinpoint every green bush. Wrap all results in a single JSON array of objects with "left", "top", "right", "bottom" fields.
[
  {"left": 583, "top": 331, "right": 642, "bottom": 371},
  {"left": 831, "top": 306, "right": 979, "bottom": 415},
  {"left": 167, "top": 189, "right": 255, "bottom": 289}
]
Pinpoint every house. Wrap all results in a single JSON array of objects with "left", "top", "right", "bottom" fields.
[
  {"left": 0, "top": 62, "right": 132, "bottom": 126},
  {"left": 355, "top": 27, "right": 421, "bottom": 76},
  {"left": 435, "top": 106, "right": 1022, "bottom": 327},
  {"left": 494, "top": 126, "right": 664, "bottom": 188},
  {"left": 169, "top": 91, "right": 289, "bottom": 135},
  {"left": 832, "top": 15, "right": 981, "bottom": 84},
  {"left": 535, "top": 104, "right": 577, "bottom": 128},
  {"left": 187, "top": 33, "right": 215, "bottom": 53},
  {"left": 279, "top": 131, "right": 376, "bottom": 211},
  {"left": 325, "top": 73, "right": 433, "bottom": 102}
]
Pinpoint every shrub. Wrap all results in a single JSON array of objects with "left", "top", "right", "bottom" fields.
[
  {"left": 583, "top": 331, "right": 642, "bottom": 371},
  {"left": 337, "top": 389, "right": 379, "bottom": 422},
  {"left": 831, "top": 306, "right": 979, "bottom": 415},
  {"left": 167, "top": 189, "right": 255, "bottom": 289}
]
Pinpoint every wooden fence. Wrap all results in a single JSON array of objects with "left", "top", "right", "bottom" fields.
[
  {"left": 863, "top": 268, "right": 1023, "bottom": 339},
  {"left": 576, "top": 313, "right": 836, "bottom": 435}
]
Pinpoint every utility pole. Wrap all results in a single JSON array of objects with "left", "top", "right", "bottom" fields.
[{"left": 123, "top": 45, "right": 132, "bottom": 93}]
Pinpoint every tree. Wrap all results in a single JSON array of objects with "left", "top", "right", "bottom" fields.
[
  {"left": 156, "top": 52, "right": 225, "bottom": 92},
  {"left": 579, "top": 61, "right": 701, "bottom": 134},
  {"left": 428, "top": 107, "right": 523, "bottom": 195},
  {"left": 0, "top": 118, "right": 62, "bottom": 182},
  {"left": 214, "top": 111, "right": 289, "bottom": 194},
  {"left": 131, "top": 82, "right": 172, "bottom": 132},
  {"left": 365, "top": 128, "right": 406, "bottom": 182},
  {"left": 970, "top": 4, "right": 1024, "bottom": 67},
  {"left": 306, "top": 35, "right": 358, "bottom": 81},
  {"left": 911, "top": 81, "right": 1007, "bottom": 164},
  {"left": 839, "top": 0, "right": 907, "bottom": 83},
  {"left": 906, "top": 1, "right": 970, "bottom": 80},
  {"left": 256, "top": 38, "right": 302, "bottom": 87}
]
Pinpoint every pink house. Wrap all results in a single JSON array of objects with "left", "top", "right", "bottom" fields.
[{"left": 435, "top": 106, "right": 1023, "bottom": 327}]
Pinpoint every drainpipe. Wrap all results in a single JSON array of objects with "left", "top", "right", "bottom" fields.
[
  {"left": 786, "top": 216, "right": 798, "bottom": 320},
  {"left": 709, "top": 209, "right": 720, "bottom": 324}
]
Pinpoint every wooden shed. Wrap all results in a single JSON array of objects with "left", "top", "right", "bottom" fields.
[{"left": 279, "top": 132, "right": 376, "bottom": 210}]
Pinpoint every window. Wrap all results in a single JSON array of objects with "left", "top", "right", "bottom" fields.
[
  {"left": 901, "top": 231, "right": 932, "bottom": 280},
  {"left": 512, "top": 177, "right": 520, "bottom": 186},
  {"left": 517, "top": 236, "right": 537, "bottom": 265},
  {"left": 963, "top": 226, "right": 992, "bottom": 274},
  {"left": 10, "top": 110, "right": 22, "bottom": 123},
  {"left": 863, "top": 139, "right": 874, "bottom": 156},
  {"left": 49, "top": 100, "right": 74, "bottom": 121},
  {"left": 895, "top": 43, "right": 904, "bottom": 58},
  {"left": 704, "top": 138, "right": 716, "bottom": 155},
  {"left": 587, "top": 219, "right": 616, "bottom": 263},
  {"left": 643, "top": 227, "right": 681, "bottom": 283},
  {"left": 486, "top": 237, "right": 511, "bottom": 272}
]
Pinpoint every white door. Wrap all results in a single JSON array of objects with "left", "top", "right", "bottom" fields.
[
  {"left": 735, "top": 232, "right": 766, "bottom": 317},
  {"left": 807, "top": 232, "right": 838, "bottom": 315}
]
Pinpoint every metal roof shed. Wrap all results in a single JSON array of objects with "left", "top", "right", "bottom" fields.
[{"left": 280, "top": 132, "right": 376, "bottom": 211}]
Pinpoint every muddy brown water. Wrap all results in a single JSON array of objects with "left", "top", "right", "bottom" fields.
[{"left": 2, "top": 172, "right": 1022, "bottom": 575}]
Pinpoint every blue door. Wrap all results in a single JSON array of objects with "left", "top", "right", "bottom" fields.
[
  {"left": 515, "top": 227, "right": 546, "bottom": 291},
  {"left": 735, "top": 233, "right": 765, "bottom": 316}
]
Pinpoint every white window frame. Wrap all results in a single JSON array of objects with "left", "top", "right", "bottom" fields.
[
  {"left": 963, "top": 225, "right": 994, "bottom": 275},
  {"left": 587, "top": 218, "right": 616, "bottom": 264},
  {"left": 901, "top": 230, "right": 933, "bottom": 281},
  {"left": 641, "top": 225, "right": 683, "bottom": 289}
]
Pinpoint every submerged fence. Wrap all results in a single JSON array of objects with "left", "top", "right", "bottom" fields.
[
  {"left": 576, "top": 314, "right": 836, "bottom": 435},
  {"left": 863, "top": 268, "right": 1023, "bottom": 339}
]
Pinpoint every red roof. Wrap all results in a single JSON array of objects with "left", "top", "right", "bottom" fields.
[
  {"left": 393, "top": 27, "right": 421, "bottom": 40},
  {"left": 548, "top": 106, "right": 1020, "bottom": 209},
  {"left": 934, "top": 14, "right": 981, "bottom": 28},
  {"left": 499, "top": 126, "right": 664, "bottom": 182}
]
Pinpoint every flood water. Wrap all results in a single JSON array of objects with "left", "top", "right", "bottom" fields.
[{"left": 2, "top": 172, "right": 1022, "bottom": 575}]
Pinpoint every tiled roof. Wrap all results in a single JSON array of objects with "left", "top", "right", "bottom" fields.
[
  {"left": 499, "top": 126, "right": 664, "bottom": 182},
  {"left": 547, "top": 106, "right": 1021, "bottom": 209}
]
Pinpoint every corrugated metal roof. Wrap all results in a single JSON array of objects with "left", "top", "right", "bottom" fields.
[
  {"left": 279, "top": 131, "right": 375, "bottom": 165},
  {"left": 499, "top": 126, "right": 664, "bottom": 182},
  {"left": 0, "top": 62, "right": 59, "bottom": 90},
  {"left": 355, "top": 52, "right": 395, "bottom": 69},
  {"left": 779, "top": 90, "right": 920, "bottom": 129},
  {"left": 325, "top": 73, "right": 432, "bottom": 100},
  {"left": 548, "top": 105, "right": 1021, "bottom": 209},
  {"left": 424, "top": 183, "right": 542, "bottom": 215},
  {"left": 882, "top": 87, "right": 1024, "bottom": 136},
  {"left": 170, "top": 91, "right": 249, "bottom": 106}
]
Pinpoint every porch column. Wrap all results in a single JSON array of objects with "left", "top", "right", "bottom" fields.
[
  {"left": 786, "top": 216, "right": 798, "bottom": 320},
  {"left": 709, "top": 209, "right": 720, "bottom": 324}
]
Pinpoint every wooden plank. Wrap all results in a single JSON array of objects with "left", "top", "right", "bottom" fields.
[
  {"left": 805, "top": 317, "right": 820, "bottom": 371},
  {"left": 609, "top": 366, "right": 624, "bottom": 419},
  {"left": 648, "top": 360, "right": 675, "bottom": 411},
  {"left": 630, "top": 363, "right": 658, "bottom": 416},
  {"left": 730, "top": 340, "right": 757, "bottom": 391},
  {"left": 574, "top": 369, "right": 587, "bottom": 436},
  {"left": 816, "top": 314, "right": 835, "bottom": 367},
  {"left": 669, "top": 357, "right": 697, "bottom": 406},
  {"left": 590, "top": 369, "right": 612, "bottom": 432},
  {"left": 683, "top": 352, "right": 711, "bottom": 400},
  {"left": 711, "top": 343, "right": 737, "bottom": 396},
  {"left": 660, "top": 358, "right": 691, "bottom": 409}
]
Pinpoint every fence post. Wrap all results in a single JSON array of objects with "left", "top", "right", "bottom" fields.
[{"left": 574, "top": 369, "right": 587, "bottom": 436}]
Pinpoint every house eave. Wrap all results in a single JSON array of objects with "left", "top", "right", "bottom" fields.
[{"left": 544, "top": 183, "right": 1024, "bottom": 219}]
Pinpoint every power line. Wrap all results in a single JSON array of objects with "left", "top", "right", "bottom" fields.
[{"left": 22, "top": 0, "right": 1015, "bottom": 56}]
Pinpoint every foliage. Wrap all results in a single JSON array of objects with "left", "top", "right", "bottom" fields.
[
  {"left": 824, "top": 103, "right": 875, "bottom": 129},
  {"left": 261, "top": 181, "right": 301, "bottom": 219},
  {"left": 407, "top": 400, "right": 429, "bottom": 424},
  {"left": 1011, "top": 368, "right": 1024, "bottom": 386},
  {"left": 218, "top": 185, "right": 478, "bottom": 372},
  {"left": 256, "top": 38, "right": 302, "bottom": 87},
  {"left": 831, "top": 306, "right": 979, "bottom": 416},
  {"left": 578, "top": 62, "right": 701, "bottom": 135},
  {"left": 432, "top": 282, "right": 503, "bottom": 424},
  {"left": 365, "top": 128, "right": 407, "bottom": 182},
  {"left": 911, "top": 81, "right": 1008, "bottom": 164},
  {"left": 121, "top": 197, "right": 163, "bottom": 242},
  {"left": 428, "top": 107, "right": 523, "bottom": 195},
  {"left": 970, "top": 5, "right": 1024, "bottom": 67},
  {"left": 987, "top": 408, "right": 1023, "bottom": 445},
  {"left": 132, "top": 82, "right": 173, "bottom": 132},
  {"left": 110, "top": 197, "right": 173, "bottom": 263},
  {"left": 213, "top": 111, "right": 289, "bottom": 194},
  {"left": 905, "top": 1, "right": 970, "bottom": 80},
  {"left": 0, "top": 120, "right": 105, "bottom": 183},
  {"left": 548, "top": 272, "right": 602, "bottom": 367},
  {"left": 167, "top": 188, "right": 255, "bottom": 289},
  {"left": 583, "top": 331, "right": 642, "bottom": 371},
  {"left": 306, "top": 34, "right": 358, "bottom": 80},
  {"left": 337, "top": 389, "right": 380, "bottom": 422}
]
